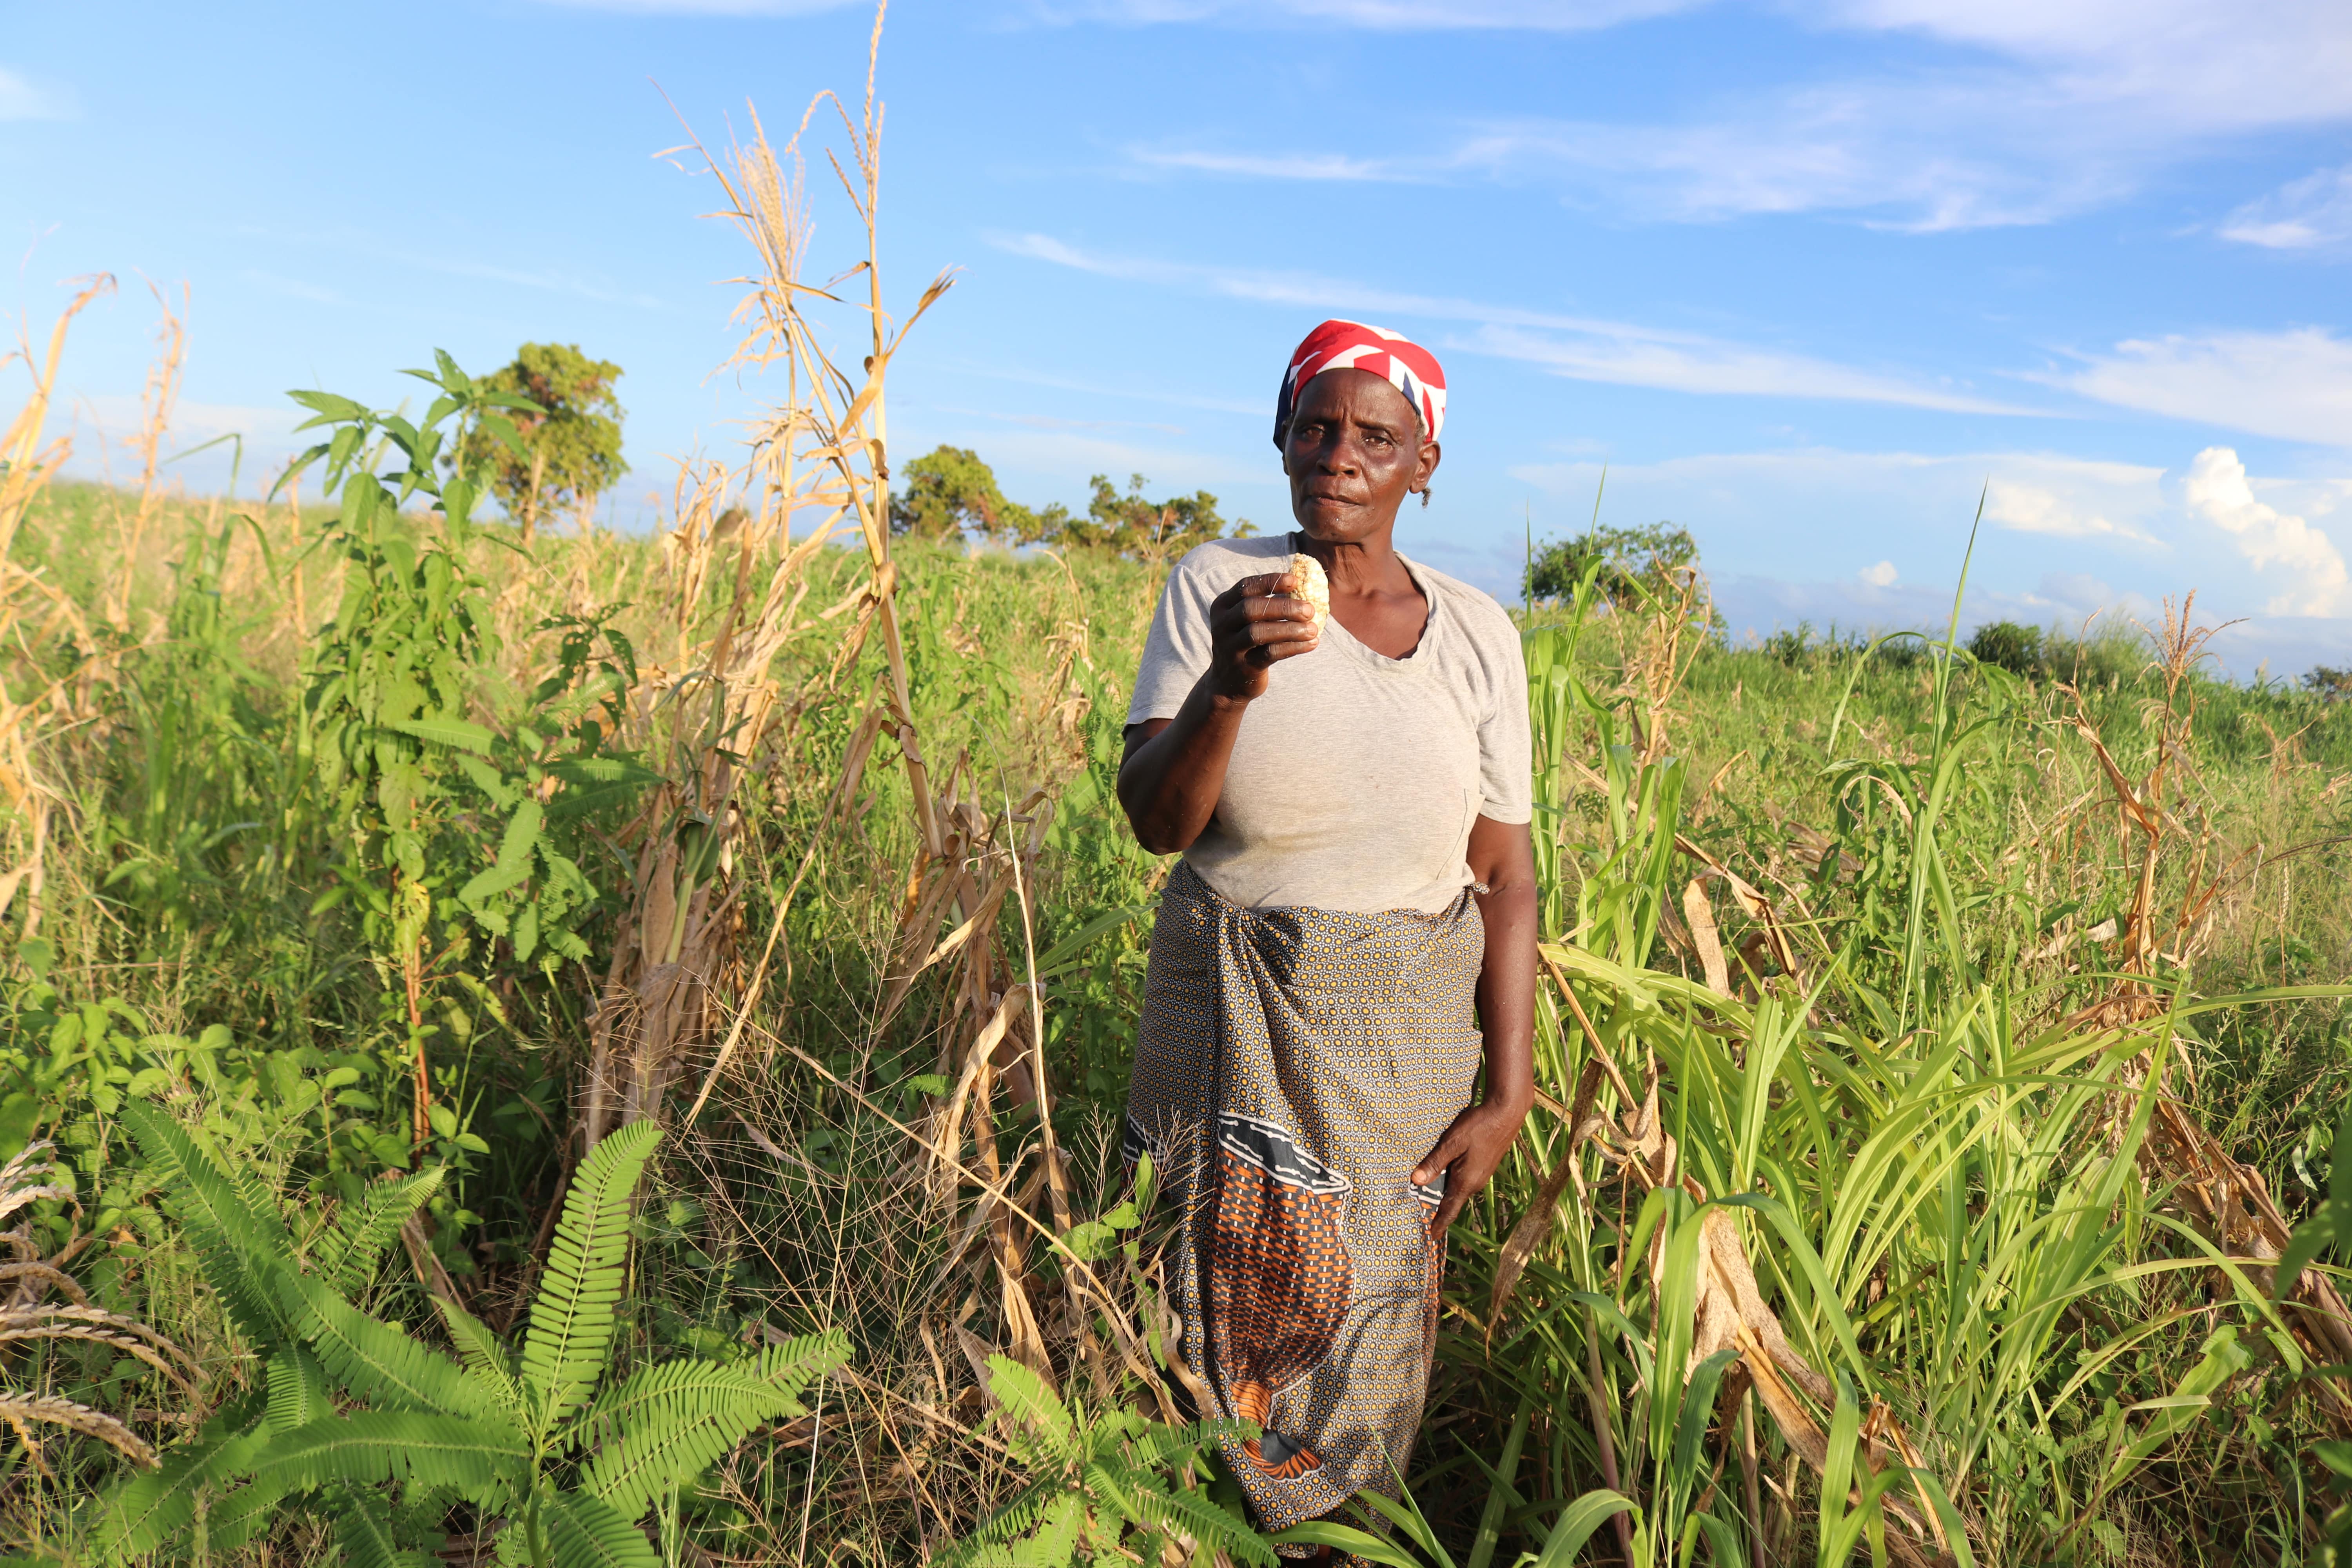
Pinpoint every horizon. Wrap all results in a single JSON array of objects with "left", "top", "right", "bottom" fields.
[{"left": 8, "top": 0, "right": 2350, "bottom": 677}]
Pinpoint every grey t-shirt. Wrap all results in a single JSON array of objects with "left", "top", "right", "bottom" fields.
[{"left": 1126, "top": 533, "right": 1533, "bottom": 915}]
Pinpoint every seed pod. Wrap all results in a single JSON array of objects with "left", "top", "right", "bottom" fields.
[{"left": 1288, "top": 552, "right": 1329, "bottom": 636}]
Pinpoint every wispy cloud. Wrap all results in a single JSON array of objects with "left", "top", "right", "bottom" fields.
[
  {"left": 0, "top": 67, "right": 74, "bottom": 123},
  {"left": 239, "top": 270, "right": 343, "bottom": 307},
  {"left": 1111, "top": 4, "right": 2352, "bottom": 230},
  {"left": 225, "top": 221, "right": 675, "bottom": 310},
  {"left": 525, "top": 0, "right": 857, "bottom": 13},
  {"left": 2221, "top": 164, "right": 2352, "bottom": 253},
  {"left": 1475, "top": 321, "right": 2034, "bottom": 413},
  {"left": 1510, "top": 447, "right": 2172, "bottom": 548},
  {"left": 989, "top": 232, "right": 2042, "bottom": 413},
  {"left": 2040, "top": 327, "right": 2352, "bottom": 448},
  {"left": 1036, "top": 0, "right": 1698, "bottom": 29},
  {"left": 1129, "top": 149, "right": 1407, "bottom": 182}
]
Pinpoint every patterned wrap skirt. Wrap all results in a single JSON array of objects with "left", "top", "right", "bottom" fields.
[{"left": 1124, "top": 863, "right": 1485, "bottom": 1540}]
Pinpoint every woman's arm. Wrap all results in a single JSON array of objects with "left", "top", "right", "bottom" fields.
[
  {"left": 1413, "top": 813, "right": 1538, "bottom": 1235},
  {"left": 1116, "top": 570, "right": 1318, "bottom": 854}
]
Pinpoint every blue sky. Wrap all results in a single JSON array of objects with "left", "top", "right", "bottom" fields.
[{"left": 9, "top": 0, "right": 2352, "bottom": 675}]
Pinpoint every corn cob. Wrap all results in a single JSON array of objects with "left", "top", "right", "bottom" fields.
[{"left": 1287, "top": 551, "right": 1329, "bottom": 635}]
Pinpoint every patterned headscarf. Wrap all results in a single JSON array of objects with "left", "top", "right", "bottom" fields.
[{"left": 1275, "top": 319, "right": 1447, "bottom": 446}]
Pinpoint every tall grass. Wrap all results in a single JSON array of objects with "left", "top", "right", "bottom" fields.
[{"left": 2, "top": 12, "right": 2350, "bottom": 1563}]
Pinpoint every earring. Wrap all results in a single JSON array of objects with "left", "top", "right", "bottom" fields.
[{"left": 1420, "top": 488, "right": 1431, "bottom": 509}]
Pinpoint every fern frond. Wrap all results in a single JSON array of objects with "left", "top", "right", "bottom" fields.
[
  {"left": 1129, "top": 1482, "right": 1277, "bottom": 1565},
  {"left": 540, "top": 1486, "right": 662, "bottom": 1568},
  {"left": 577, "top": 1361, "right": 800, "bottom": 1521},
  {"left": 199, "top": 1470, "right": 301, "bottom": 1555},
  {"left": 250, "top": 1410, "right": 528, "bottom": 1508},
  {"left": 951, "top": 1491, "right": 1083, "bottom": 1568},
  {"left": 982, "top": 1355, "right": 1076, "bottom": 1467},
  {"left": 286, "top": 1273, "right": 497, "bottom": 1418},
  {"left": 330, "top": 1482, "right": 439, "bottom": 1568},
  {"left": 750, "top": 1328, "right": 852, "bottom": 1413},
  {"left": 519, "top": 1121, "right": 660, "bottom": 1432},
  {"left": 932, "top": 1477, "right": 1068, "bottom": 1567},
  {"left": 1018, "top": 1492, "right": 1085, "bottom": 1567},
  {"left": 120, "top": 1102, "right": 292, "bottom": 1343},
  {"left": 1125, "top": 1416, "right": 1251, "bottom": 1471},
  {"left": 436, "top": 1295, "right": 522, "bottom": 1415},
  {"left": 85, "top": 1419, "right": 267, "bottom": 1559},
  {"left": 316, "top": 1168, "right": 446, "bottom": 1296},
  {"left": 266, "top": 1346, "right": 330, "bottom": 1436}
]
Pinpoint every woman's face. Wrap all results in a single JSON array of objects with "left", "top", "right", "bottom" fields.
[{"left": 1279, "top": 368, "right": 1441, "bottom": 545}]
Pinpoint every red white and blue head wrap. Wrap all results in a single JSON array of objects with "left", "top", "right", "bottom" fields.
[{"left": 1275, "top": 319, "right": 1446, "bottom": 446}]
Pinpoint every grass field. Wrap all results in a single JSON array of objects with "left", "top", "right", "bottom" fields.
[
  {"left": 0, "top": 462, "right": 2348, "bottom": 1564},
  {"left": 5, "top": 44, "right": 2352, "bottom": 1568}
]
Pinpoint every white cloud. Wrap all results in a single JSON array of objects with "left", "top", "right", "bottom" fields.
[
  {"left": 989, "top": 232, "right": 2042, "bottom": 413},
  {"left": 1510, "top": 446, "right": 2171, "bottom": 549},
  {"left": 2045, "top": 327, "right": 2352, "bottom": 448},
  {"left": 2181, "top": 445, "right": 2351, "bottom": 615},
  {"left": 1110, "top": 4, "right": 2352, "bottom": 230},
  {"left": 526, "top": 0, "right": 855, "bottom": 12},
  {"left": 1982, "top": 474, "right": 2160, "bottom": 542},
  {"left": 0, "top": 67, "right": 74, "bottom": 122},
  {"left": 1815, "top": 0, "right": 2352, "bottom": 131},
  {"left": 977, "top": 428, "right": 1273, "bottom": 497},
  {"left": 1859, "top": 559, "right": 1898, "bottom": 586},
  {"left": 2221, "top": 163, "right": 2352, "bottom": 252},
  {"left": 1129, "top": 149, "right": 1406, "bottom": 181},
  {"left": 1477, "top": 321, "right": 2033, "bottom": 412},
  {"left": 238, "top": 270, "right": 343, "bottom": 306},
  {"left": 1040, "top": 0, "right": 1698, "bottom": 26}
]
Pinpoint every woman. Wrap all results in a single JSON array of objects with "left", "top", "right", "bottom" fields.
[{"left": 1117, "top": 319, "right": 1537, "bottom": 1543}]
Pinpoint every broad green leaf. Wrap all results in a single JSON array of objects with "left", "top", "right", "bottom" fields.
[
  {"left": 390, "top": 716, "right": 497, "bottom": 754},
  {"left": 1528, "top": 1489, "right": 1639, "bottom": 1568}
]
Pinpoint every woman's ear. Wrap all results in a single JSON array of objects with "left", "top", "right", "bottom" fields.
[{"left": 1416, "top": 439, "right": 1443, "bottom": 490}]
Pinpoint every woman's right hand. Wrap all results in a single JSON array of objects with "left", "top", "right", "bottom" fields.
[{"left": 1206, "top": 572, "right": 1322, "bottom": 702}]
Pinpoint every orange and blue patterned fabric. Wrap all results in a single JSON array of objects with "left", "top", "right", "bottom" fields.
[{"left": 1125, "top": 864, "right": 1483, "bottom": 1552}]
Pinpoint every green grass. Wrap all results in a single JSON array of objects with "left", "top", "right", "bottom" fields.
[{"left": 2, "top": 479, "right": 2349, "bottom": 1564}]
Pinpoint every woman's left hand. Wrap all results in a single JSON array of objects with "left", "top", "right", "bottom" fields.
[{"left": 1413, "top": 1096, "right": 1532, "bottom": 1237}]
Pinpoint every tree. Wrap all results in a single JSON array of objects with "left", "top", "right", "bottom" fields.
[
  {"left": 1524, "top": 522, "right": 1698, "bottom": 608},
  {"left": 454, "top": 343, "right": 627, "bottom": 540},
  {"left": 1968, "top": 620, "right": 2047, "bottom": 677},
  {"left": 888, "top": 449, "right": 1254, "bottom": 561},
  {"left": 1056, "top": 472, "right": 1253, "bottom": 562},
  {"left": 890, "top": 445, "right": 1040, "bottom": 543}
]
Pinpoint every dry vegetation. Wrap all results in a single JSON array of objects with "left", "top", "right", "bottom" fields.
[{"left": 2, "top": 10, "right": 2352, "bottom": 1566}]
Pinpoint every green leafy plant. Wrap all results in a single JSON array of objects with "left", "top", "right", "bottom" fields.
[
  {"left": 85, "top": 1100, "right": 454, "bottom": 1559},
  {"left": 93, "top": 1111, "right": 848, "bottom": 1566},
  {"left": 281, "top": 353, "right": 644, "bottom": 1180},
  {"left": 944, "top": 1352, "right": 1272, "bottom": 1567}
]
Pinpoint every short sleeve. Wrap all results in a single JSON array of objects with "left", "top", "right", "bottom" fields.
[
  {"left": 1476, "top": 616, "right": 1533, "bottom": 825},
  {"left": 1126, "top": 554, "right": 1220, "bottom": 725}
]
